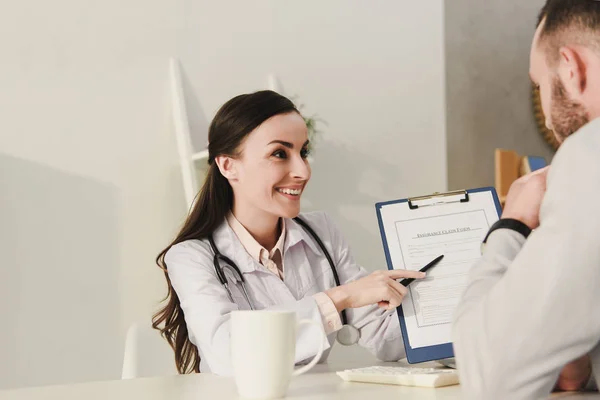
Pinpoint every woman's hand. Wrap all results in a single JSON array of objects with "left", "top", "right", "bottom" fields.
[{"left": 325, "top": 269, "right": 426, "bottom": 312}]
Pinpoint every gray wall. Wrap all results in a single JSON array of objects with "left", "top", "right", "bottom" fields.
[
  {"left": 0, "top": 155, "right": 122, "bottom": 389},
  {"left": 445, "top": 0, "right": 555, "bottom": 190},
  {"left": 0, "top": 0, "right": 446, "bottom": 387}
]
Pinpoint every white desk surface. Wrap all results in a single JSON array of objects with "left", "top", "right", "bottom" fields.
[{"left": 1, "top": 361, "right": 598, "bottom": 400}]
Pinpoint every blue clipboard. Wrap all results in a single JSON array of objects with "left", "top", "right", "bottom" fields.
[{"left": 375, "top": 187, "right": 502, "bottom": 364}]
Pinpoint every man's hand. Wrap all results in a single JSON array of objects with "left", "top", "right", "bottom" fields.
[
  {"left": 555, "top": 355, "right": 592, "bottom": 391},
  {"left": 502, "top": 166, "right": 550, "bottom": 229}
]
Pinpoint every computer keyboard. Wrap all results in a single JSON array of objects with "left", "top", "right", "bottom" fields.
[{"left": 336, "top": 366, "right": 459, "bottom": 388}]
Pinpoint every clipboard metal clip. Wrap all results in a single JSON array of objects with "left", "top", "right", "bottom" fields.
[{"left": 408, "top": 190, "right": 470, "bottom": 210}]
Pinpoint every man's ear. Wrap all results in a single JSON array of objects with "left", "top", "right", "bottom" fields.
[
  {"left": 214, "top": 155, "right": 238, "bottom": 181},
  {"left": 558, "top": 46, "right": 587, "bottom": 99}
]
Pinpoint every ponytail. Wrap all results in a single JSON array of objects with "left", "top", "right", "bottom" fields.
[{"left": 152, "top": 164, "right": 232, "bottom": 374}]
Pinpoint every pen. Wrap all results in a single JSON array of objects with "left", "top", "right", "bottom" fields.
[{"left": 399, "top": 254, "right": 444, "bottom": 287}]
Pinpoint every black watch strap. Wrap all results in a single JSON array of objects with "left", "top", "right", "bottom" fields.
[{"left": 482, "top": 218, "right": 532, "bottom": 244}]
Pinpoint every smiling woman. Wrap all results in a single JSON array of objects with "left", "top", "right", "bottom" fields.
[
  {"left": 151, "top": 90, "right": 426, "bottom": 376},
  {"left": 217, "top": 111, "right": 312, "bottom": 224}
]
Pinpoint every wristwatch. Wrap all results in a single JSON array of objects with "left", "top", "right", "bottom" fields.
[{"left": 480, "top": 218, "right": 532, "bottom": 253}]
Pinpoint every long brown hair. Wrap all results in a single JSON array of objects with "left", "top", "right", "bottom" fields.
[{"left": 152, "top": 90, "right": 299, "bottom": 374}]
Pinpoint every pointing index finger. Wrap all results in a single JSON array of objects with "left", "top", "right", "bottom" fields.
[{"left": 383, "top": 269, "right": 426, "bottom": 280}]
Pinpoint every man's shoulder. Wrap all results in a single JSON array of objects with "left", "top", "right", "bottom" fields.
[
  {"left": 543, "top": 119, "right": 600, "bottom": 215},
  {"left": 557, "top": 118, "right": 600, "bottom": 163},
  {"left": 551, "top": 119, "right": 600, "bottom": 178}
]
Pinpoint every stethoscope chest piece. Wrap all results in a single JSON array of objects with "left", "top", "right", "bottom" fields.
[{"left": 336, "top": 324, "right": 360, "bottom": 346}]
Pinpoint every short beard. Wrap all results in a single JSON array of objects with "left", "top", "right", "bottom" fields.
[{"left": 550, "top": 77, "right": 589, "bottom": 143}]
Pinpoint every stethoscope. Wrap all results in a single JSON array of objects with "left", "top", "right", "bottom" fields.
[{"left": 208, "top": 216, "right": 361, "bottom": 346}]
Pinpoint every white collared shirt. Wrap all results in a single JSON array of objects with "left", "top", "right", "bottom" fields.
[
  {"left": 226, "top": 212, "right": 286, "bottom": 279},
  {"left": 226, "top": 212, "right": 341, "bottom": 334},
  {"left": 165, "top": 211, "right": 404, "bottom": 375}
]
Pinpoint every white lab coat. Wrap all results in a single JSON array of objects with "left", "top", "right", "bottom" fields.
[{"left": 166, "top": 211, "right": 405, "bottom": 375}]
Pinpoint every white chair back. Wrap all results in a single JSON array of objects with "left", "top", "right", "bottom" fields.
[{"left": 121, "top": 321, "right": 177, "bottom": 379}]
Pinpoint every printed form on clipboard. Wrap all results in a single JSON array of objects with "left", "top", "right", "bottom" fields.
[{"left": 375, "top": 187, "right": 502, "bottom": 364}]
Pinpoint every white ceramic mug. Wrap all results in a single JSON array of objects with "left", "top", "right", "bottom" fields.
[{"left": 231, "top": 310, "right": 326, "bottom": 399}]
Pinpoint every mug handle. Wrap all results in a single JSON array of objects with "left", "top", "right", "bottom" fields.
[{"left": 291, "top": 318, "right": 326, "bottom": 377}]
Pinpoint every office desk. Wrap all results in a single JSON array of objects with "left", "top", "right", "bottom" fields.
[{"left": 1, "top": 362, "right": 598, "bottom": 400}]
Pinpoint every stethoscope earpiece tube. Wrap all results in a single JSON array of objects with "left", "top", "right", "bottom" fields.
[
  {"left": 208, "top": 236, "right": 228, "bottom": 285},
  {"left": 292, "top": 217, "right": 349, "bottom": 327}
]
